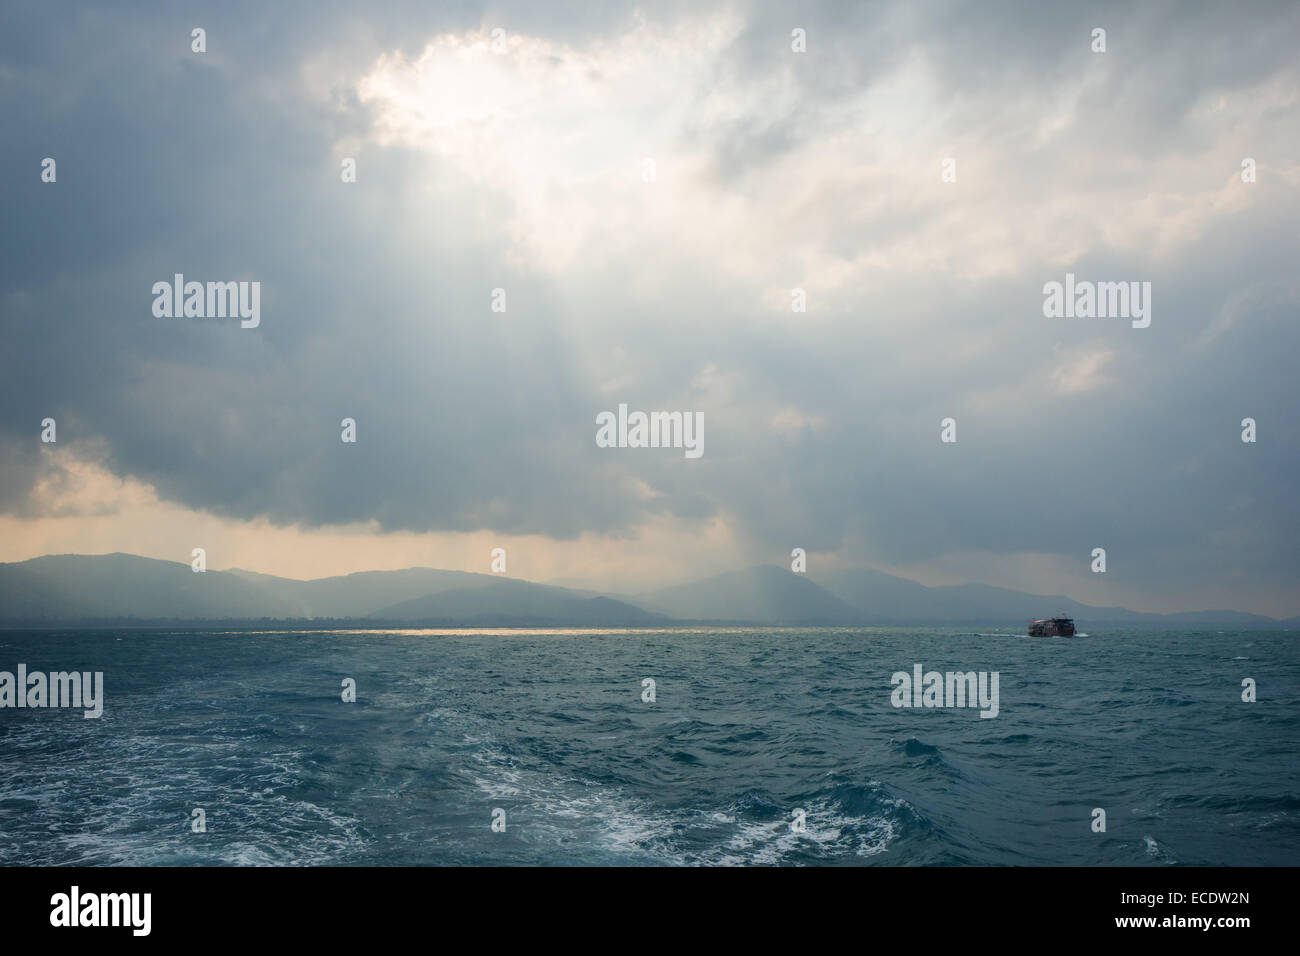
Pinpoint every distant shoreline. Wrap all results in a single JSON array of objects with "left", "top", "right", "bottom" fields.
[{"left": 1, "top": 620, "right": 1293, "bottom": 632}]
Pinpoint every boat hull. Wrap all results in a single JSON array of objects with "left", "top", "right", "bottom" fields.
[{"left": 1028, "top": 618, "right": 1076, "bottom": 637}]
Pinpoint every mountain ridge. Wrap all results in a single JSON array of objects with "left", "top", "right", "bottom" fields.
[{"left": 0, "top": 553, "right": 1287, "bottom": 627}]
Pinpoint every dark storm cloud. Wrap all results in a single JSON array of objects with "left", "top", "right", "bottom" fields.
[{"left": 1, "top": 0, "right": 1297, "bottom": 612}]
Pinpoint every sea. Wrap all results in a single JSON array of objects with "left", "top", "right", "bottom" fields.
[{"left": 0, "top": 626, "right": 1295, "bottom": 866}]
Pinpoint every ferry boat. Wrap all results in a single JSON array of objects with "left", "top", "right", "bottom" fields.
[{"left": 1028, "top": 617, "right": 1076, "bottom": 637}]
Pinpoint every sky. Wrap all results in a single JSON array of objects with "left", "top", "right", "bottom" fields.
[{"left": 1, "top": 1, "right": 1297, "bottom": 616}]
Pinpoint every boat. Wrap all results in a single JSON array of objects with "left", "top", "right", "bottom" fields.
[{"left": 1028, "top": 617, "right": 1076, "bottom": 637}]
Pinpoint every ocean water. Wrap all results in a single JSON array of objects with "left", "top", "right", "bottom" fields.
[{"left": 0, "top": 626, "right": 1295, "bottom": 866}]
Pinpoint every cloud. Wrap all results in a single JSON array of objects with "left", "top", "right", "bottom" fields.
[
  {"left": 1, "top": 0, "right": 1297, "bottom": 613},
  {"left": 1050, "top": 345, "right": 1114, "bottom": 394}
]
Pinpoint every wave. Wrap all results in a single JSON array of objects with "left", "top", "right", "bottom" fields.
[{"left": 464, "top": 739, "right": 930, "bottom": 865}]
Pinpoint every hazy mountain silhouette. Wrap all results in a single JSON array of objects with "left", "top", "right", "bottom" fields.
[
  {"left": 809, "top": 567, "right": 1281, "bottom": 626},
  {"left": 223, "top": 565, "right": 501, "bottom": 617},
  {"left": 0, "top": 553, "right": 1284, "bottom": 627},
  {"left": 0, "top": 554, "right": 661, "bottom": 626},
  {"left": 637, "top": 565, "right": 863, "bottom": 624},
  {"left": 372, "top": 578, "right": 666, "bottom": 626}
]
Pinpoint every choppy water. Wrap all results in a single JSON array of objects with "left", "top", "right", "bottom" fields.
[{"left": 0, "top": 627, "right": 1295, "bottom": 865}]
